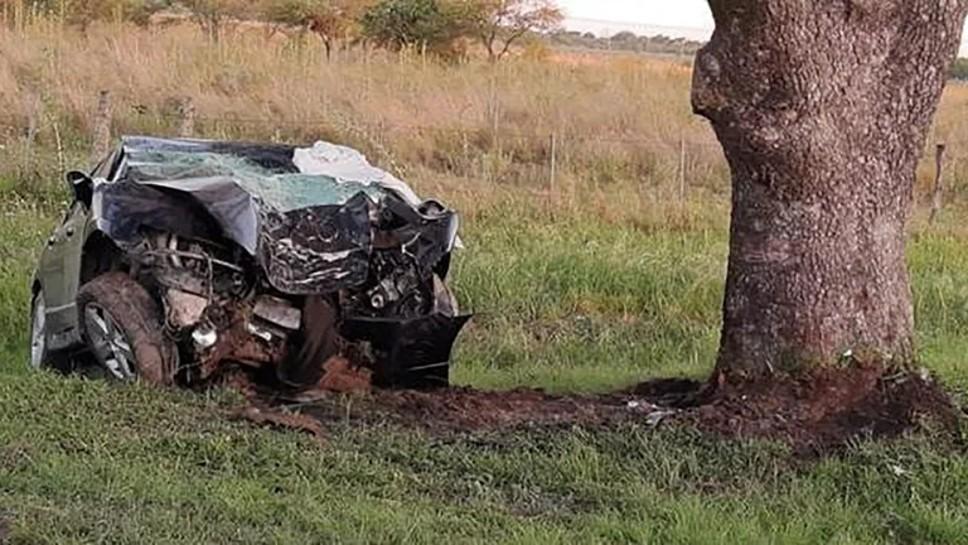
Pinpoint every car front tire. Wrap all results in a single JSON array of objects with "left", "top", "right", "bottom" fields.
[{"left": 77, "top": 272, "right": 178, "bottom": 386}]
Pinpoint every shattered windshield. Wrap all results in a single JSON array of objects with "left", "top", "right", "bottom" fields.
[{"left": 122, "top": 148, "right": 385, "bottom": 212}]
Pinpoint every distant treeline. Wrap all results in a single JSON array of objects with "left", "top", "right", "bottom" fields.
[
  {"left": 549, "top": 30, "right": 704, "bottom": 56},
  {"left": 2, "top": 0, "right": 564, "bottom": 61},
  {"left": 952, "top": 58, "right": 968, "bottom": 81},
  {"left": 3, "top": 1, "right": 706, "bottom": 60}
]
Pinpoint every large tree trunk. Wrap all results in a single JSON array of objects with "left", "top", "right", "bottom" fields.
[{"left": 694, "top": 1, "right": 967, "bottom": 379}]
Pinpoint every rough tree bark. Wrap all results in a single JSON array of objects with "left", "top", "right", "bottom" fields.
[{"left": 693, "top": 1, "right": 968, "bottom": 379}]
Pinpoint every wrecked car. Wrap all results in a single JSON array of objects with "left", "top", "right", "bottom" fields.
[{"left": 29, "top": 136, "right": 469, "bottom": 390}]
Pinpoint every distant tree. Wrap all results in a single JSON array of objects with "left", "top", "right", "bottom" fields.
[
  {"left": 360, "top": 0, "right": 470, "bottom": 56},
  {"left": 467, "top": 0, "right": 563, "bottom": 62},
  {"left": 952, "top": 58, "right": 968, "bottom": 80},
  {"left": 129, "top": 0, "right": 175, "bottom": 26},
  {"left": 60, "top": 0, "right": 122, "bottom": 29},
  {"left": 548, "top": 28, "right": 702, "bottom": 57},
  {"left": 4, "top": 0, "right": 169, "bottom": 29},
  {"left": 183, "top": 0, "right": 253, "bottom": 43},
  {"left": 260, "top": 0, "right": 365, "bottom": 59},
  {"left": 611, "top": 30, "right": 637, "bottom": 43}
]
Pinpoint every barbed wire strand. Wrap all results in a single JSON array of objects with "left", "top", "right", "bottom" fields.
[{"left": 3, "top": 111, "right": 964, "bottom": 153}]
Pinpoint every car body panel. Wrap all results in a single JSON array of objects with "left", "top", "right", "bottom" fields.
[
  {"left": 32, "top": 136, "right": 469, "bottom": 387},
  {"left": 36, "top": 191, "right": 95, "bottom": 350}
]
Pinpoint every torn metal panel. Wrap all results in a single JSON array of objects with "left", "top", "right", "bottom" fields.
[
  {"left": 341, "top": 314, "right": 472, "bottom": 388},
  {"left": 125, "top": 176, "right": 261, "bottom": 254},
  {"left": 93, "top": 179, "right": 233, "bottom": 247},
  {"left": 253, "top": 295, "right": 302, "bottom": 331},
  {"left": 258, "top": 193, "right": 372, "bottom": 295}
]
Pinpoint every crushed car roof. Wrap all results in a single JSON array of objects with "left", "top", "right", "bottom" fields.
[
  {"left": 115, "top": 136, "right": 425, "bottom": 210},
  {"left": 92, "top": 136, "right": 460, "bottom": 294}
]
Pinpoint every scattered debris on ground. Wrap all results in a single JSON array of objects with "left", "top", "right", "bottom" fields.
[
  {"left": 227, "top": 367, "right": 666, "bottom": 435},
  {"left": 227, "top": 363, "right": 962, "bottom": 456},
  {"left": 628, "top": 378, "right": 706, "bottom": 407},
  {"left": 231, "top": 406, "right": 327, "bottom": 443},
  {"left": 223, "top": 370, "right": 327, "bottom": 441},
  {"left": 312, "top": 357, "right": 373, "bottom": 396},
  {"left": 347, "top": 387, "right": 657, "bottom": 431}
]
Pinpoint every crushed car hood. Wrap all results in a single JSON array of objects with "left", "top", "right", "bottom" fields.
[{"left": 93, "top": 136, "right": 459, "bottom": 295}]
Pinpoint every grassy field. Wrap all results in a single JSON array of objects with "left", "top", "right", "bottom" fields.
[{"left": 1, "top": 21, "right": 968, "bottom": 545}]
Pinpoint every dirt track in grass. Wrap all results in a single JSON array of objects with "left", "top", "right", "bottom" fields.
[{"left": 230, "top": 363, "right": 963, "bottom": 455}]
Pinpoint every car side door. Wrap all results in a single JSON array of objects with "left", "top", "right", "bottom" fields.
[{"left": 38, "top": 172, "right": 94, "bottom": 346}]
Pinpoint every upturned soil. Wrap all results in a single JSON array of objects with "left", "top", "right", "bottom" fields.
[
  {"left": 679, "top": 364, "right": 963, "bottom": 454},
  {"left": 231, "top": 362, "right": 963, "bottom": 455}
]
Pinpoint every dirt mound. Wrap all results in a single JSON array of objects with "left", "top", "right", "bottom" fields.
[{"left": 231, "top": 365, "right": 962, "bottom": 454}]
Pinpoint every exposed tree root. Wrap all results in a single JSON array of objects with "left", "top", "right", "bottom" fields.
[{"left": 676, "top": 364, "right": 962, "bottom": 455}]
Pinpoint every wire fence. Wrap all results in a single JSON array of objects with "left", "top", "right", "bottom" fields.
[
  {"left": 0, "top": 93, "right": 721, "bottom": 148},
  {"left": 135, "top": 109, "right": 721, "bottom": 149},
  {"left": 0, "top": 90, "right": 729, "bottom": 205},
  {"left": 2, "top": 89, "right": 965, "bottom": 219}
]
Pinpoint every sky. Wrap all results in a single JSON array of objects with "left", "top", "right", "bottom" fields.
[
  {"left": 559, "top": 0, "right": 968, "bottom": 56},
  {"left": 560, "top": 0, "right": 714, "bottom": 32}
]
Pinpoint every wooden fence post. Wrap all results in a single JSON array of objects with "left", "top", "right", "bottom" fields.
[
  {"left": 929, "top": 143, "right": 946, "bottom": 225},
  {"left": 678, "top": 136, "right": 687, "bottom": 201},
  {"left": 51, "top": 118, "right": 65, "bottom": 178},
  {"left": 91, "top": 90, "right": 112, "bottom": 162},
  {"left": 549, "top": 131, "right": 558, "bottom": 196},
  {"left": 21, "top": 93, "right": 41, "bottom": 176},
  {"left": 178, "top": 96, "right": 196, "bottom": 138},
  {"left": 461, "top": 130, "right": 470, "bottom": 177}
]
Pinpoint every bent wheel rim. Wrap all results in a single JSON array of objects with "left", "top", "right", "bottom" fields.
[
  {"left": 84, "top": 304, "right": 137, "bottom": 381},
  {"left": 30, "top": 294, "right": 46, "bottom": 369}
]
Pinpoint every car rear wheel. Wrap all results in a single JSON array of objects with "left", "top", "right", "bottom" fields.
[{"left": 77, "top": 272, "right": 177, "bottom": 386}]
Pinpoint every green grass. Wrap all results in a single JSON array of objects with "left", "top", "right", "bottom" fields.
[
  {"left": 1, "top": 197, "right": 967, "bottom": 544},
  {"left": 450, "top": 216, "right": 726, "bottom": 392},
  {"left": 1, "top": 372, "right": 967, "bottom": 544}
]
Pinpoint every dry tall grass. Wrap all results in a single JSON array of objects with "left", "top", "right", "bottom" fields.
[{"left": 2, "top": 19, "right": 967, "bottom": 226}]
